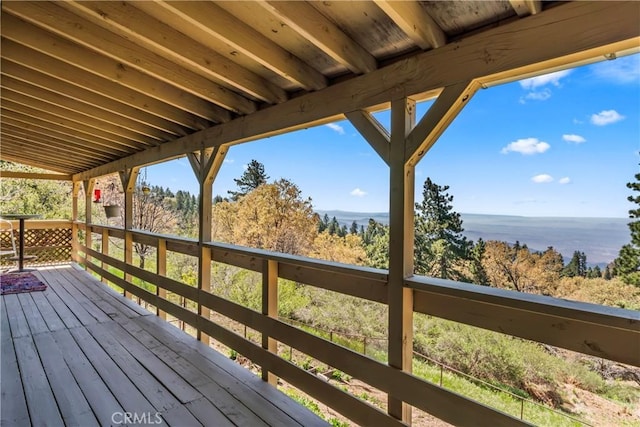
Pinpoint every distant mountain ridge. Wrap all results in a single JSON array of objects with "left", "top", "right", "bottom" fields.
[{"left": 316, "top": 210, "right": 630, "bottom": 266}]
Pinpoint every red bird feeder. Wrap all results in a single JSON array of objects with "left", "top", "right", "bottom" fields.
[{"left": 93, "top": 188, "right": 102, "bottom": 203}]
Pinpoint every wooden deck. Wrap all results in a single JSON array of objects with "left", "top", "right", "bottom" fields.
[{"left": 1, "top": 265, "right": 327, "bottom": 427}]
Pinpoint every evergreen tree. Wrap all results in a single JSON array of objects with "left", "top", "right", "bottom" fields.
[
  {"left": 327, "top": 216, "right": 340, "bottom": 235},
  {"left": 228, "top": 159, "right": 269, "bottom": 201},
  {"left": 414, "top": 178, "right": 471, "bottom": 281},
  {"left": 614, "top": 169, "right": 640, "bottom": 286},
  {"left": 318, "top": 213, "right": 330, "bottom": 233},
  {"left": 604, "top": 265, "right": 612, "bottom": 280},
  {"left": 470, "top": 238, "right": 489, "bottom": 285},
  {"left": 349, "top": 221, "right": 359, "bottom": 235},
  {"left": 562, "top": 251, "right": 587, "bottom": 278}
]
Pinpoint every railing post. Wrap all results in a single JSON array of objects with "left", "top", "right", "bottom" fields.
[
  {"left": 101, "top": 228, "right": 109, "bottom": 284},
  {"left": 71, "top": 181, "right": 81, "bottom": 263},
  {"left": 120, "top": 167, "right": 140, "bottom": 300},
  {"left": 262, "top": 259, "right": 278, "bottom": 385},
  {"left": 157, "top": 238, "right": 167, "bottom": 320},
  {"left": 83, "top": 179, "right": 94, "bottom": 270}
]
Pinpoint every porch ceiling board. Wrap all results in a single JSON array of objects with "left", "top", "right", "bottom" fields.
[{"left": 0, "top": 1, "right": 637, "bottom": 178}]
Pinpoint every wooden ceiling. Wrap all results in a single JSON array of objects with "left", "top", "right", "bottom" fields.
[{"left": 1, "top": 1, "right": 638, "bottom": 179}]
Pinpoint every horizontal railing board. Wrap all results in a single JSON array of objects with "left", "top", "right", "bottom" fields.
[
  {"left": 84, "top": 246, "right": 199, "bottom": 301},
  {"left": 194, "top": 310, "right": 397, "bottom": 427},
  {"left": 408, "top": 276, "right": 640, "bottom": 366},
  {"left": 198, "top": 289, "right": 528, "bottom": 427}
]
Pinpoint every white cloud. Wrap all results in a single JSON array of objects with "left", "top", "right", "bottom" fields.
[
  {"left": 519, "top": 88, "right": 552, "bottom": 103},
  {"left": 325, "top": 123, "right": 345, "bottom": 135},
  {"left": 558, "top": 177, "right": 571, "bottom": 184},
  {"left": 591, "top": 55, "right": 640, "bottom": 84},
  {"left": 223, "top": 158, "right": 235, "bottom": 164},
  {"left": 531, "top": 174, "right": 554, "bottom": 183},
  {"left": 501, "top": 138, "right": 550, "bottom": 155},
  {"left": 519, "top": 70, "right": 571, "bottom": 90},
  {"left": 350, "top": 188, "right": 367, "bottom": 197},
  {"left": 562, "top": 134, "right": 586, "bottom": 144},
  {"left": 590, "top": 110, "right": 625, "bottom": 126}
]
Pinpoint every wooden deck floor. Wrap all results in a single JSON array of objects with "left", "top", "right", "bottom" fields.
[{"left": 1, "top": 265, "right": 327, "bottom": 427}]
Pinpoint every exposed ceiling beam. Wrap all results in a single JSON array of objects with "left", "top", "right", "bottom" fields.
[
  {"left": 0, "top": 73, "right": 175, "bottom": 141},
  {"left": 0, "top": 49, "right": 205, "bottom": 132},
  {"left": 510, "top": 0, "right": 543, "bottom": 17},
  {"left": 73, "top": 1, "right": 640, "bottom": 181},
  {"left": 60, "top": 1, "right": 287, "bottom": 105},
  {"left": 0, "top": 152, "right": 81, "bottom": 174},
  {"left": 257, "top": 1, "right": 377, "bottom": 74},
  {"left": 146, "top": 1, "right": 327, "bottom": 91},
  {"left": 2, "top": 1, "right": 255, "bottom": 115},
  {"left": 373, "top": 0, "right": 446, "bottom": 49},
  {"left": 1, "top": 12, "right": 231, "bottom": 123},
  {"left": 1, "top": 87, "right": 163, "bottom": 145},
  {"left": 0, "top": 171, "right": 72, "bottom": 181}
]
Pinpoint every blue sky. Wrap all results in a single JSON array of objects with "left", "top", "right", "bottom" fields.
[{"left": 147, "top": 53, "right": 639, "bottom": 218}]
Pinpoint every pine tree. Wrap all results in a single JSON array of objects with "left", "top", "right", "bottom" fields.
[
  {"left": 470, "top": 238, "right": 489, "bottom": 285},
  {"left": 349, "top": 221, "right": 359, "bottom": 235},
  {"left": 414, "top": 177, "right": 471, "bottom": 281},
  {"left": 562, "top": 251, "right": 587, "bottom": 278},
  {"left": 614, "top": 169, "right": 640, "bottom": 286},
  {"left": 228, "top": 159, "right": 269, "bottom": 201}
]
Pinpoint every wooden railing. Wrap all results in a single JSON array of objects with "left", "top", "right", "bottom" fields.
[
  {"left": 75, "top": 222, "right": 640, "bottom": 427},
  {"left": 0, "top": 220, "right": 72, "bottom": 267}
]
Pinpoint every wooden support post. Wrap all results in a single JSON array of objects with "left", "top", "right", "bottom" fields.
[
  {"left": 71, "top": 181, "right": 81, "bottom": 263},
  {"left": 101, "top": 228, "right": 109, "bottom": 284},
  {"left": 188, "top": 146, "right": 227, "bottom": 345},
  {"left": 82, "top": 179, "right": 94, "bottom": 269},
  {"left": 262, "top": 259, "right": 278, "bottom": 385},
  {"left": 120, "top": 167, "right": 140, "bottom": 299},
  {"left": 387, "top": 97, "right": 416, "bottom": 423},
  {"left": 157, "top": 238, "right": 167, "bottom": 320}
]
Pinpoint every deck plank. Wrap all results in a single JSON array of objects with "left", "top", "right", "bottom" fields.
[
  {"left": 51, "top": 329, "right": 125, "bottom": 425},
  {"left": 40, "top": 282, "right": 83, "bottom": 329},
  {"left": 68, "top": 327, "right": 160, "bottom": 419},
  {"left": 44, "top": 270, "right": 103, "bottom": 325},
  {"left": 17, "top": 293, "right": 49, "bottom": 335},
  {"left": 137, "top": 315, "right": 326, "bottom": 427},
  {"left": 33, "top": 332, "right": 99, "bottom": 427},
  {"left": 0, "top": 298, "right": 30, "bottom": 426},
  {"left": 30, "top": 290, "right": 66, "bottom": 331},
  {"left": 48, "top": 269, "right": 112, "bottom": 324},
  {"left": 86, "top": 322, "right": 203, "bottom": 426},
  {"left": 4, "top": 293, "right": 31, "bottom": 338},
  {"left": 13, "top": 335, "right": 64, "bottom": 426}
]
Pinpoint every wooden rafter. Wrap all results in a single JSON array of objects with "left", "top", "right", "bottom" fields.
[
  {"left": 373, "top": 0, "right": 446, "bottom": 49},
  {"left": 257, "top": 1, "right": 377, "bottom": 74},
  {"left": 0, "top": 171, "right": 72, "bottom": 181},
  {"left": 1, "top": 12, "right": 231, "bottom": 123},
  {"left": 509, "top": 0, "right": 543, "bottom": 17},
  {"left": 143, "top": 1, "right": 327, "bottom": 91},
  {"left": 61, "top": 1, "right": 287, "bottom": 105}
]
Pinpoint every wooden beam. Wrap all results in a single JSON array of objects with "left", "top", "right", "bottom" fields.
[
  {"left": 1, "top": 43, "right": 209, "bottom": 130},
  {"left": 4, "top": 1, "right": 255, "bottom": 116},
  {"left": 1, "top": 87, "right": 162, "bottom": 146},
  {"left": 0, "top": 153, "right": 78, "bottom": 175},
  {"left": 1, "top": 135, "right": 102, "bottom": 168},
  {"left": 74, "top": 1, "right": 640, "bottom": 180},
  {"left": 510, "top": 0, "right": 543, "bottom": 17},
  {"left": 61, "top": 0, "right": 286, "bottom": 105},
  {"left": 405, "top": 81, "right": 479, "bottom": 166},
  {"left": 149, "top": 1, "right": 327, "bottom": 91},
  {"left": 0, "top": 171, "right": 71, "bottom": 181},
  {"left": 1, "top": 12, "right": 231, "bottom": 123},
  {"left": 374, "top": 0, "right": 446, "bottom": 49},
  {"left": 258, "top": 1, "right": 377, "bottom": 74},
  {"left": 1, "top": 73, "right": 176, "bottom": 141},
  {"left": 345, "top": 111, "right": 390, "bottom": 165},
  {"left": 387, "top": 97, "right": 415, "bottom": 423},
  {"left": 1, "top": 60, "right": 187, "bottom": 137}
]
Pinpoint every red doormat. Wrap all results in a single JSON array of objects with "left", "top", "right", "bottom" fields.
[{"left": 0, "top": 272, "right": 47, "bottom": 295}]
